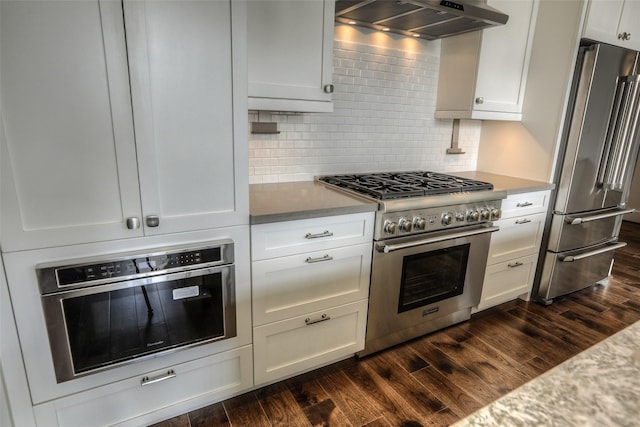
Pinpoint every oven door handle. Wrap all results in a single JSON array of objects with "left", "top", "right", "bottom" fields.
[{"left": 376, "top": 226, "right": 499, "bottom": 253}]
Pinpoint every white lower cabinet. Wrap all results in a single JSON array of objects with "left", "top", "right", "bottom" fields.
[
  {"left": 253, "top": 300, "right": 368, "bottom": 385},
  {"left": 33, "top": 345, "right": 253, "bottom": 427},
  {"left": 251, "top": 212, "right": 374, "bottom": 386},
  {"left": 476, "top": 190, "right": 550, "bottom": 311}
]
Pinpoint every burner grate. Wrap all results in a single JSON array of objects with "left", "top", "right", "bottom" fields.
[{"left": 319, "top": 172, "right": 493, "bottom": 200}]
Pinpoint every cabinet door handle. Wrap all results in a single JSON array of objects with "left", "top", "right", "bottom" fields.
[
  {"left": 323, "top": 84, "right": 334, "bottom": 93},
  {"left": 508, "top": 261, "right": 524, "bottom": 268},
  {"left": 305, "top": 313, "right": 331, "bottom": 325},
  {"left": 618, "top": 32, "right": 631, "bottom": 41},
  {"left": 305, "top": 230, "right": 334, "bottom": 239},
  {"left": 146, "top": 215, "right": 160, "bottom": 227},
  {"left": 515, "top": 218, "right": 531, "bottom": 224},
  {"left": 305, "top": 254, "right": 333, "bottom": 264},
  {"left": 140, "top": 369, "right": 176, "bottom": 386},
  {"left": 475, "top": 96, "right": 484, "bottom": 104},
  {"left": 516, "top": 201, "right": 533, "bottom": 207},
  {"left": 126, "top": 217, "right": 141, "bottom": 230}
]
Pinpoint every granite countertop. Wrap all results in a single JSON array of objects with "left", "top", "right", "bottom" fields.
[
  {"left": 453, "top": 320, "right": 640, "bottom": 426},
  {"left": 250, "top": 181, "right": 377, "bottom": 224}
]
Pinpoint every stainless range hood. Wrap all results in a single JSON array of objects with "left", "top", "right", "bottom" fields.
[{"left": 335, "top": 0, "right": 509, "bottom": 40}]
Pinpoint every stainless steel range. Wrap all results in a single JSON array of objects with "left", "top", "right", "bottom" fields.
[{"left": 319, "top": 172, "right": 506, "bottom": 356}]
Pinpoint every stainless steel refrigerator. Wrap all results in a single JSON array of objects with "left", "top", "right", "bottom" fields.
[{"left": 535, "top": 42, "right": 640, "bottom": 304}]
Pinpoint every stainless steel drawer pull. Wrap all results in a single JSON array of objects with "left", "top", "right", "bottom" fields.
[
  {"left": 515, "top": 218, "right": 532, "bottom": 224},
  {"left": 305, "top": 255, "right": 333, "bottom": 264},
  {"left": 565, "top": 208, "right": 635, "bottom": 225},
  {"left": 508, "top": 261, "right": 524, "bottom": 268},
  {"left": 140, "top": 369, "right": 176, "bottom": 386},
  {"left": 560, "top": 242, "right": 627, "bottom": 262},
  {"left": 305, "top": 230, "right": 334, "bottom": 239},
  {"left": 516, "top": 201, "right": 533, "bottom": 207},
  {"left": 305, "top": 313, "right": 331, "bottom": 325}
]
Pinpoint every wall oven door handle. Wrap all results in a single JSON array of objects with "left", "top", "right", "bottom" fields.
[
  {"left": 376, "top": 226, "right": 499, "bottom": 253},
  {"left": 565, "top": 208, "right": 635, "bottom": 225},
  {"left": 560, "top": 242, "right": 627, "bottom": 262}
]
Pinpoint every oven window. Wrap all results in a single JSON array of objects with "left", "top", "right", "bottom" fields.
[
  {"left": 398, "top": 243, "right": 470, "bottom": 313},
  {"left": 62, "top": 274, "right": 225, "bottom": 375}
]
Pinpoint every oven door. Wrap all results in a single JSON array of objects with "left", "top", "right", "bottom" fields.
[
  {"left": 361, "top": 225, "right": 497, "bottom": 356},
  {"left": 42, "top": 265, "right": 236, "bottom": 383}
]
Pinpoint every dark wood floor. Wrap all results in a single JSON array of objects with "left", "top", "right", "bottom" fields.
[{"left": 151, "top": 221, "right": 640, "bottom": 427}]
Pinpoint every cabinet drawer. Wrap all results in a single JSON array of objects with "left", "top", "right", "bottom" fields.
[
  {"left": 476, "top": 254, "right": 537, "bottom": 311},
  {"left": 252, "top": 243, "right": 372, "bottom": 326},
  {"left": 251, "top": 212, "right": 374, "bottom": 260},
  {"left": 33, "top": 345, "right": 253, "bottom": 427},
  {"left": 488, "top": 212, "right": 546, "bottom": 264},
  {"left": 253, "top": 300, "right": 367, "bottom": 385},
  {"left": 500, "top": 190, "right": 550, "bottom": 218}
]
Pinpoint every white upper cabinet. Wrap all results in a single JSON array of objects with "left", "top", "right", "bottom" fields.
[
  {"left": 247, "top": 0, "right": 335, "bottom": 113},
  {"left": 436, "top": 0, "right": 538, "bottom": 121},
  {"left": 1, "top": 0, "right": 143, "bottom": 251},
  {"left": 583, "top": 0, "right": 640, "bottom": 51},
  {"left": 1, "top": 0, "right": 247, "bottom": 252},
  {"left": 124, "top": 0, "right": 248, "bottom": 236}
]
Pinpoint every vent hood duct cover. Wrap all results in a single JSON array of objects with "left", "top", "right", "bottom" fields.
[{"left": 335, "top": 0, "right": 509, "bottom": 40}]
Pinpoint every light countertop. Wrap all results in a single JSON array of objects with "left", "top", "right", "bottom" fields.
[
  {"left": 249, "top": 181, "right": 377, "bottom": 225},
  {"left": 452, "top": 319, "right": 640, "bottom": 426},
  {"left": 249, "top": 172, "right": 553, "bottom": 224},
  {"left": 454, "top": 171, "right": 554, "bottom": 195}
]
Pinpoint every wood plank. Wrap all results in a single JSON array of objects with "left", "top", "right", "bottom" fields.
[
  {"left": 362, "top": 351, "right": 446, "bottom": 416},
  {"left": 223, "top": 392, "right": 271, "bottom": 427},
  {"left": 409, "top": 338, "right": 503, "bottom": 405},
  {"left": 255, "top": 382, "right": 312, "bottom": 427},
  {"left": 410, "top": 365, "right": 484, "bottom": 417},
  {"left": 342, "top": 360, "right": 428, "bottom": 426},
  {"left": 314, "top": 366, "right": 384, "bottom": 426},
  {"left": 189, "top": 402, "right": 230, "bottom": 427}
]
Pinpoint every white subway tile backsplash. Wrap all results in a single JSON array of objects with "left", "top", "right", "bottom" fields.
[{"left": 248, "top": 39, "right": 480, "bottom": 183}]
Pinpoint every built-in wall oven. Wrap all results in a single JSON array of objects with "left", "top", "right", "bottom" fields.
[
  {"left": 37, "top": 240, "right": 236, "bottom": 383},
  {"left": 2, "top": 227, "right": 251, "bottom": 405},
  {"left": 318, "top": 172, "right": 505, "bottom": 356}
]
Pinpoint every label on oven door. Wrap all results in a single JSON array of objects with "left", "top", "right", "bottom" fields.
[{"left": 173, "top": 285, "right": 200, "bottom": 300}]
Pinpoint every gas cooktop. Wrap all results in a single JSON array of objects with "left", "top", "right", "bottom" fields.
[{"left": 318, "top": 171, "right": 494, "bottom": 200}]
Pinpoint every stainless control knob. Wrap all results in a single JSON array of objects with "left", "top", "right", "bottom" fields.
[
  {"left": 442, "top": 212, "right": 453, "bottom": 226},
  {"left": 455, "top": 212, "right": 466, "bottom": 222},
  {"left": 480, "top": 209, "right": 490, "bottom": 220},
  {"left": 413, "top": 217, "right": 427, "bottom": 230},
  {"left": 398, "top": 217, "right": 412, "bottom": 232},
  {"left": 490, "top": 208, "right": 501, "bottom": 220},
  {"left": 384, "top": 220, "right": 398, "bottom": 235},
  {"left": 467, "top": 210, "right": 480, "bottom": 221}
]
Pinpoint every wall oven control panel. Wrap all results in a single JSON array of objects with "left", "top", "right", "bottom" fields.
[{"left": 37, "top": 240, "right": 234, "bottom": 293}]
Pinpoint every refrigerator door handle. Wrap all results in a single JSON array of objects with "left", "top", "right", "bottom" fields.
[
  {"left": 560, "top": 242, "right": 627, "bottom": 262},
  {"left": 599, "top": 74, "right": 640, "bottom": 190},
  {"left": 565, "top": 208, "right": 636, "bottom": 225}
]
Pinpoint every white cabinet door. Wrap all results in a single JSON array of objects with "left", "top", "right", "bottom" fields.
[
  {"left": 124, "top": 0, "right": 249, "bottom": 235},
  {"left": 1, "top": 0, "right": 143, "bottom": 251},
  {"left": 436, "top": 0, "right": 537, "bottom": 120},
  {"left": 583, "top": 0, "right": 640, "bottom": 51},
  {"left": 247, "top": 0, "right": 334, "bottom": 112}
]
